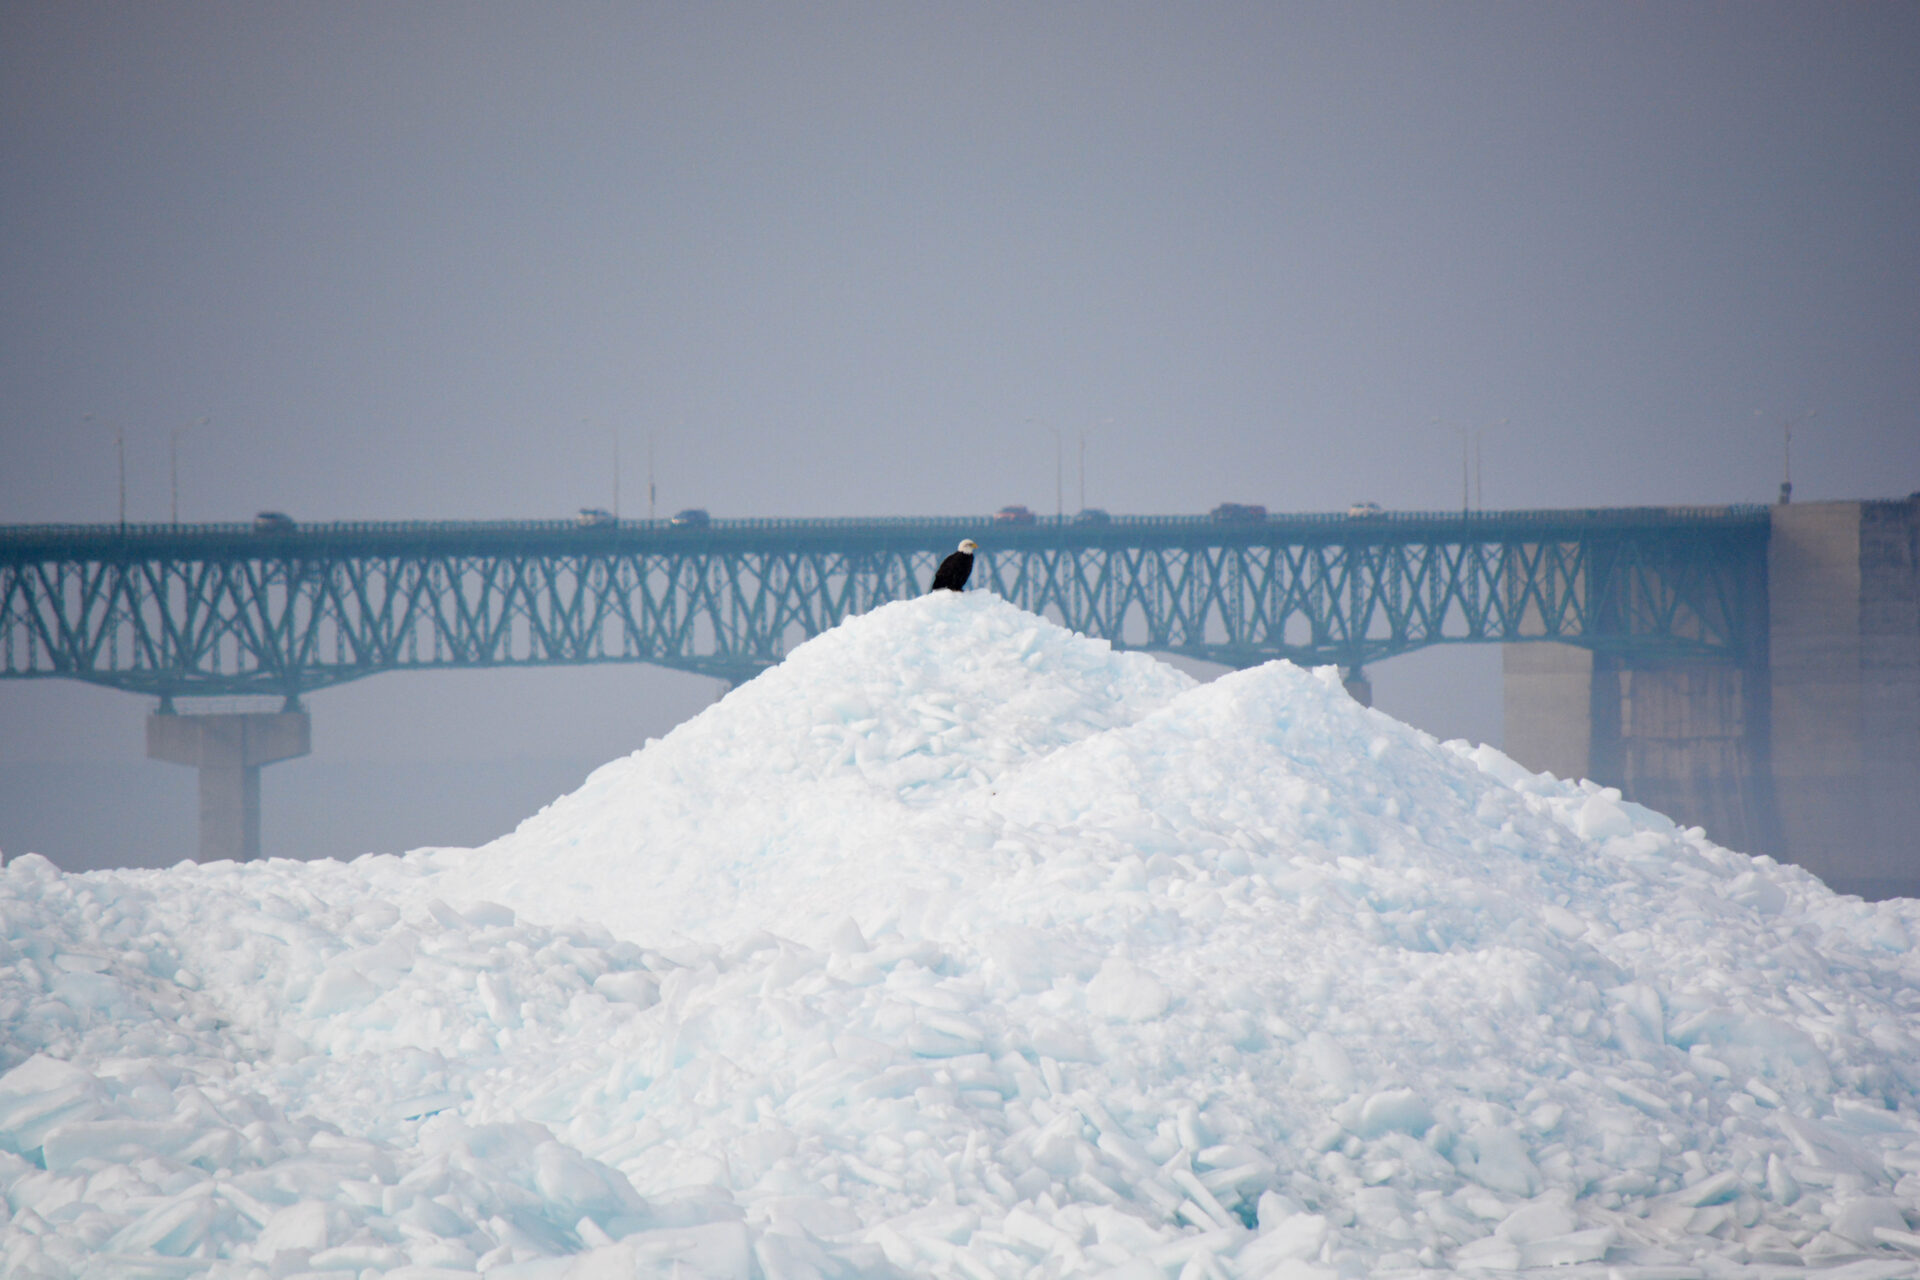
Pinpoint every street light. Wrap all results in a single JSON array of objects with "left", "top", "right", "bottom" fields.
[
  {"left": 1763, "top": 410, "right": 1816, "bottom": 505},
  {"left": 1433, "top": 419, "right": 1469, "bottom": 514},
  {"left": 1434, "top": 418, "right": 1506, "bottom": 513},
  {"left": 1478, "top": 419, "right": 1508, "bottom": 511},
  {"left": 84, "top": 414, "right": 126, "bottom": 527},
  {"left": 1053, "top": 425, "right": 1063, "bottom": 521}
]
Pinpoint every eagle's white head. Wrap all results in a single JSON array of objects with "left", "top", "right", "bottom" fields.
[{"left": 957, "top": 539, "right": 978, "bottom": 554}]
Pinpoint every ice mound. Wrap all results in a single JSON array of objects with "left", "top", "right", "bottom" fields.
[
  {"left": 431, "top": 592, "right": 1196, "bottom": 943},
  {"left": 5, "top": 593, "right": 1920, "bottom": 1279}
]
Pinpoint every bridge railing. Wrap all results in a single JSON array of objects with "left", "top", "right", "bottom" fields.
[{"left": 0, "top": 504, "right": 1770, "bottom": 546}]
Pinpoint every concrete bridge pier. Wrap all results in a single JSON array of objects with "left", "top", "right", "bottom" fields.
[
  {"left": 1765, "top": 499, "right": 1920, "bottom": 898},
  {"left": 147, "top": 709, "right": 311, "bottom": 862},
  {"left": 1504, "top": 498, "right": 1920, "bottom": 899},
  {"left": 1503, "top": 644, "right": 1778, "bottom": 856}
]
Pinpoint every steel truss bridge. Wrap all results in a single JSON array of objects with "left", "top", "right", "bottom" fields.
[{"left": 0, "top": 508, "right": 1771, "bottom": 701}]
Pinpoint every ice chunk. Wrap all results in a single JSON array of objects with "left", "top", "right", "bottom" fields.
[
  {"left": 1455, "top": 1126, "right": 1540, "bottom": 1198},
  {"left": 1461, "top": 743, "right": 1534, "bottom": 788},
  {"left": 1357, "top": 1088, "right": 1433, "bottom": 1138},
  {"left": 534, "top": 1139, "right": 649, "bottom": 1226},
  {"left": 1766, "top": 1152, "right": 1801, "bottom": 1204},
  {"left": 1301, "top": 1032, "right": 1355, "bottom": 1095},
  {"left": 1724, "top": 870, "right": 1787, "bottom": 914},
  {"left": 1574, "top": 793, "right": 1634, "bottom": 840},
  {"left": 1085, "top": 957, "right": 1170, "bottom": 1023},
  {"left": 829, "top": 916, "right": 870, "bottom": 955},
  {"left": 1827, "top": 1197, "right": 1911, "bottom": 1248},
  {"left": 984, "top": 925, "right": 1059, "bottom": 994},
  {"left": 1237, "top": 1211, "right": 1329, "bottom": 1271},
  {"left": 592, "top": 970, "right": 659, "bottom": 1008},
  {"left": 478, "top": 971, "right": 522, "bottom": 1027},
  {"left": 1518, "top": 1227, "right": 1614, "bottom": 1267},
  {"left": 255, "top": 1200, "right": 334, "bottom": 1257},
  {"left": 40, "top": 1119, "right": 199, "bottom": 1173},
  {"left": 107, "top": 1192, "right": 219, "bottom": 1257},
  {"left": 305, "top": 963, "right": 379, "bottom": 1016},
  {"left": 0, "top": 1055, "right": 105, "bottom": 1155},
  {"left": 462, "top": 900, "right": 516, "bottom": 927},
  {"left": 1494, "top": 1194, "right": 1576, "bottom": 1243}
]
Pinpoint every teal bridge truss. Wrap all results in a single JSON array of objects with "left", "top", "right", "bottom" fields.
[{"left": 0, "top": 508, "right": 1772, "bottom": 701}]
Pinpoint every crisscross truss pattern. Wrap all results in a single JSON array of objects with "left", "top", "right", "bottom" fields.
[{"left": 0, "top": 507, "right": 1770, "bottom": 699}]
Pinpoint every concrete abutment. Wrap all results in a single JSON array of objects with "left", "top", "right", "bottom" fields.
[{"left": 1503, "top": 498, "right": 1920, "bottom": 899}]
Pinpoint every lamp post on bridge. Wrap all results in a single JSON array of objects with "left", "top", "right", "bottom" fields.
[
  {"left": 1434, "top": 417, "right": 1505, "bottom": 514},
  {"left": 1765, "top": 410, "right": 1816, "bottom": 505},
  {"left": 82, "top": 414, "right": 127, "bottom": 528}
]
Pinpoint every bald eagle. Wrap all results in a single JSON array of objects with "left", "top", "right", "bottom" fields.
[{"left": 930, "top": 539, "right": 977, "bottom": 592}]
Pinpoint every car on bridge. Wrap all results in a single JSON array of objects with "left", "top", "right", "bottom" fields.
[
  {"left": 1347, "top": 501, "right": 1384, "bottom": 518},
  {"left": 253, "top": 511, "right": 296, "bottom": 533},
  {"left": 670, "top": 508, "right": 711, "bottom": 527},
  {"left": 1209, "top": 502, "right": 1267, "bottom": 523},
  {"left": 575, "top": 507, "right": 615, "bottom": 528},
  {"left": 1073, "top": 508, "right": 1111, "bottom": 525},
  {"left": 993, "top": 505, "right": 1037, "bottom": 525}
]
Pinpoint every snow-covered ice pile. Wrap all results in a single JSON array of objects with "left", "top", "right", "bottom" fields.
[{"left": 5, "top": 593, "right": 1920, "bottom": 1280}]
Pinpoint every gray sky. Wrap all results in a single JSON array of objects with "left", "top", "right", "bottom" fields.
[{"left": 3, "top": 3, "right": 1917, "bottom": 869}]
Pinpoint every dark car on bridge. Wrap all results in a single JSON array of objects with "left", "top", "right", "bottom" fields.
[
  {"left": 1073, "top": 508, "right": 1112, "bottom": 525},
  {"left": 1209, "top": 502, "right": 1267, "bottom": 523},
  {"left": 253, "top": 511, "right": 295, "bottom": 533},
  {"left": 670, "top": 508, "right": 711, "bottom": 527}
]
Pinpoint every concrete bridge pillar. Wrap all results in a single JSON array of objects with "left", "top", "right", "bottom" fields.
[
  {"left": 1503, "top": 643, "right": 1777, "bottom": 856},
  {"left": 1502, "top": 498, "right": 1920, "bottom": 899},
  {"left": 147, "top": 709, "right": 311, "bottom": 862},
  {"left": 1767, "top": 499, "right": 1920, "bottom": 898},
  {"left": 1501, "top": 644, "right": 1596, "bottom": 786}
]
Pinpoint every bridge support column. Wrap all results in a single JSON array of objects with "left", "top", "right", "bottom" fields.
[
  {"left": 1502, "top": 644, "right": 1777, "bottom": 857},
  {"left": 1767, "top": 500, "right": 1920, "bottom": 898},
  {"left": 1501, "top": 644, "right": 1595, "bottom": 784},
  {"left": 1341, "top": 667, "right": 1372, "bottom": 708},
  {"left": 1502, "top": 498, "right": 1920, "bottom": 898},
  {"left": 147, "top": 710, "right": 311, "bottom": 863}
]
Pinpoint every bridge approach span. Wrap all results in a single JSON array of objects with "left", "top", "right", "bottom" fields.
[{"left": 1, "top": 508, "right": 1769, "bottom": 699}]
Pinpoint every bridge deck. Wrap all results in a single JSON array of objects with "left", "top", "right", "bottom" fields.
[{"left": 1, "top": 507, "right": 1772, "bottom": 697}]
